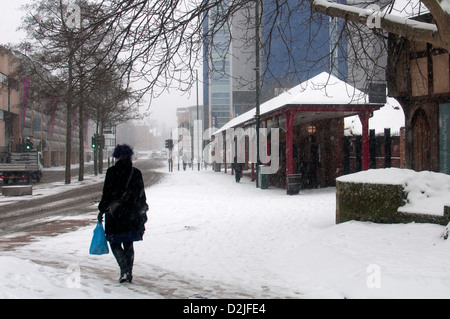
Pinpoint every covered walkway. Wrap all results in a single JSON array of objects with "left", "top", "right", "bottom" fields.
[{"left": 215, "top": 72, "right": 383, "bottom": 190}]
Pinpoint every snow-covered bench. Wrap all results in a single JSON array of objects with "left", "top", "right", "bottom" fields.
[{"left": 2, "top": 185, "right": 33, "bottom": 197}]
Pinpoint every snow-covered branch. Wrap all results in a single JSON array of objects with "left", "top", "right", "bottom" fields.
[
  {"left": 312, "top": 0, "right": 450, "bottom": 51},
  {"left": 420, "top": 0, "right": 450, "bottom": 48}
]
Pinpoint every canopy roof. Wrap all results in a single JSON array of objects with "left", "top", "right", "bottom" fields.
[{"left": 217, "top": 72, "right": 379, "bottom": 134}]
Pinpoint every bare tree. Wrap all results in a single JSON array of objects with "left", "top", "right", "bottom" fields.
[
  {"left": 92, "top": 0, "right": 448, "bottom": 89},
  {"left": 86, "top": 60, "right": 141, "bottom": 174},
  {"left": 17, "top": 0, "right": 445, "bottom": 161},
  {"left": 79, "top": 0, "right": 372, "bottom": 100},
  {"left": 20, "top": 0, "right": 448, "bottom": 109},
  {"left": 18, "top": 0, "right": 89, "bottom": 183},
  {"left": 17, "top": 0, "right": 140, "bottom": 183}
]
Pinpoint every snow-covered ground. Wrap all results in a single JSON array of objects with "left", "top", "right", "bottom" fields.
[{"left": 1, "top": 167, "right": 450, "bottom": 299}]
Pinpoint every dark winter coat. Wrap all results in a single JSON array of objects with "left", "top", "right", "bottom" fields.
[{"left": 98, "top": 158, "right": 148, "bottom": 243}]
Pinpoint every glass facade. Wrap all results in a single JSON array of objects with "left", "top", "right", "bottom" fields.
[
  {"left": 208, "top": 2, "right": 232, "bottom": 130},
  {"left": 203, "top": 0, "right": 348, "bottom": 130}
]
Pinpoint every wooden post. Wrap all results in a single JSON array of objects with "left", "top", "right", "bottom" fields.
[
  {"left": 359, "top": 111, "right": 371, "bottom": 171},
  {"left": 385, "top": 128, "right": 392, "bottom": 168},
  {"left": 224, "top": 132, "right": 227, "bottom": 174},
  {"left": 285, "top": 111, "right": 294, "bottom": 175},
  {"left": 370, "top": 129, "right": 376, "bottom": 169}
]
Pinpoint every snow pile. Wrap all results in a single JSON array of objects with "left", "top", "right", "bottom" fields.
[
  {"left": 400, "top": 170, "right": 450, "bottom": 216},
  {"left": 338, "top": 168, "right": 450, "bottom": 216},
  {"left": 0, "top": 256, "right": 88, "bottom": 299},
  {"left": 1, "top": 168, "right": 450, "bottom": 298},
  {"left": 0, "top": 257, "right": 54, "bottom": 299}
]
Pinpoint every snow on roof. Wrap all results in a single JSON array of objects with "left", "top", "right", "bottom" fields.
[
  {"left": 217, "top": 72, "right": 370, "bottom": 133},
  {"left": 344, "top": 97, "right": 405, "bottom": 136},
  {"left": 263, "top": 72, "right": 369, "bottom": 106}
]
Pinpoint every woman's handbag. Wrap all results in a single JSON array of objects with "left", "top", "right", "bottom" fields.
[
  {"left": 89, "top": 221, "right": 109, "bottom": 255},
  {"left": 107, "top": 168, "right": 134, "bottom": 218}
]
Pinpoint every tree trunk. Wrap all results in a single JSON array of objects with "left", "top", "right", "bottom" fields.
[
  {"left": 78, "top": 74, "right": 85, "bottom": 182},
  {"left": 94, "top": 118, "right": 99, "bottom": 176},
  {"left": 99, "top": 121, "right": 104, "bottom": 174},
  {"left": 65, "top": 45, "right": 73, "bottom": 185}
]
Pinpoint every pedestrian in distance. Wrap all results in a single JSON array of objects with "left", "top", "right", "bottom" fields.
[
  {"left": 98, "top": 144, "right": 148, "bottom": 283},
  {"left": 233, "top": 156, "right": 243, "bottom": 183}
]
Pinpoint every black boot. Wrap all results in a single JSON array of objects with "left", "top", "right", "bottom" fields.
[
  {"left": 119, "top": 272, "right": 132, "bottom": 283},
  {"left": 111, "top": 242, "right": 134, "bottom": 283}
]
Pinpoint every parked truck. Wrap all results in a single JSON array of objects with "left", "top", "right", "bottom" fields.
[{"left": 0, "top": 151, "right": 44, "bottom": 185}]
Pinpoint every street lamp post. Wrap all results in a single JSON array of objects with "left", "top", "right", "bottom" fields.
[
  {"left": 255, "top": 0, "right": 261, "bottom": 188},
  {"left": 196, "top": 69, "right": 200, "bottom": 171}
]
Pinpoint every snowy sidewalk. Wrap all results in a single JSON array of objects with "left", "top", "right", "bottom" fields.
[{"left": 1, "top": 168, "right": 450, "bottom": 298}]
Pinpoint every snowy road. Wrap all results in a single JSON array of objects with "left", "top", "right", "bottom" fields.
[
  {"left": 0, "top": 159, "right": 164, "bottom": 236},
  {"left": 1, "top": 166, "right": 450, "bottom": 299}
]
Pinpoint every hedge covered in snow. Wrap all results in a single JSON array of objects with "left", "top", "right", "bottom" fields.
[{"left": 336, "top": 169, "right": 450, "bottom": 225}]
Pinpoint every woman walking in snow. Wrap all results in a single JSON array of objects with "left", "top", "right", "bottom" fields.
[{"left": 98, "top": 144, "right": 148, "bottom": 283}]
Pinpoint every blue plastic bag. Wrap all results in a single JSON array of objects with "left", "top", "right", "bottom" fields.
[{"left": 89, "top": 221, "right": 109, "bottom": 255}]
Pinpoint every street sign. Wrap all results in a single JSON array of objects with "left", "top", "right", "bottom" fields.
[{"left": 368, "top": 83, "right": 387, "bottom": 104}]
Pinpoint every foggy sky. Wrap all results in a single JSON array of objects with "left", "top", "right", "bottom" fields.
[{"left": 0, "top": 0, "right": 202, "bottom": 129}]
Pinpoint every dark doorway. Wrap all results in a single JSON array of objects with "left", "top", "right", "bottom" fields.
[
  {"left": 412, "top": 108, "right": 431, "bottom": 171},
  {"left": 309, "top": 136, "right": 319, "bottom": 188}
]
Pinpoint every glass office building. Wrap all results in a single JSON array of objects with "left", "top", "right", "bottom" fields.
[
  {"left": 209, "top": 26, "right": 232, "bottom": 129},
  {"left": 203, "top": 1, "right": 256, "bottom": 131},
  {"left": 202, "top": 0, "right": 348, "bottom": 131}
]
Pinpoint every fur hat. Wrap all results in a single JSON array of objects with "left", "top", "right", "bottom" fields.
[{"left": 112, "top": 144, "right": 134, "bottom": 159}]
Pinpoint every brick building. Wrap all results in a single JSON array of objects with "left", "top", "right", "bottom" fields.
[
  {"left": 0, "top": 47, "right": 21, "bottom": 162},
  {"left": 0, "top": 47, "right": 80, "bottom": 167}
]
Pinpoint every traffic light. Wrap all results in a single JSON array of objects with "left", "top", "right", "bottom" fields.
[
  {"left": 92, "top": 134, "right": 105, "bottom": 150},
  {"left": 165, "top": 139, "right": 173, "bottom": 150},
  {"left": 25, "top": 137, "right": 33, "bottom": 151}
]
